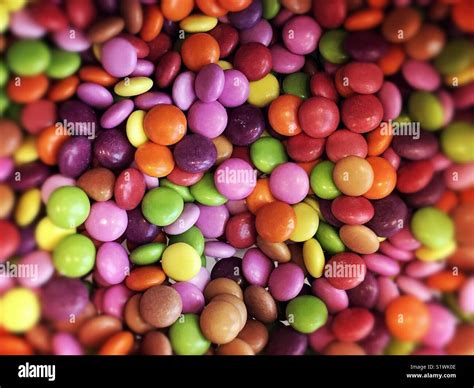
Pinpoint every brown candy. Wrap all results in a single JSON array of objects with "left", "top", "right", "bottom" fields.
[
  {"left": 212, "top": 293, "right": 247, "bottom": 331},
  {"left": 200, "top": 301, "right": 242, "bottom": 345},
  {"left": 243, "top": 285, "right": 278, "bottom": 324},
  {"left": 381, "top": 7, "right": 422, "bottom": 43},
  {"left": 213, "top": 136, "right": 233, "bottom": 165},
  {"left": 203, "top": 278, "right": 243, "bottom": 302},
  {"left": 405, "top": 24, "right": 445, "bottom": 61},
  {"left": 216, "top": 338, "right": 255, "bottom": 355},
  {"left": 87, "top": 16, "right": 125, "bottom": 44},
  {"left": 141, "top": 331, "right": 173, "bottom": 355},
  {"left": 288, "top": 243, "right": 308, "bottom": 275},
  {"left": 78, "top": 315, "right": 123, "bottom": 348},
  {"left": 339, "top": 224, "right": 380, "bottom": 254},
  {"left": 139, "top": 285, "right": 182, "bottom": 328},
  {"left": 0, "top": 119, "right": 23, "bottom": 157},
  {"left": 54, "top": 302, "right": 96, "bottom": 333},
  {"left": 77, "top": 167, "right": 115, "bottom": 202},
  {"left": 256, "top": 236, "right": 291, "bottom": 263},
  {"left": 237, "top": 320, "right": 269, "bottom": 354},
  {"left": 120, "top": 0, "right": 143, "bottom": 35},
  {"left": 124, "top": 294, "right": 153, "bottom": 335},
  {"left": 25, "top": 325, "right": 52, "bottom": 354},
  {"left": 452, "top": 203, "right": 474, "bottom": 246}
]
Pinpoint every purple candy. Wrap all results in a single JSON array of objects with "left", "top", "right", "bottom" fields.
[
  {"left": 53, "top": 28, "right": 91, "bottom": 52},
  {"left": 174, "top": 134, "right": 217, "bottom": 173},
  {"left": 172, "top": 282, "right": 205, "bottom": 314},
  {"left": 9, "top": 10, "right": 46, "bottom": 38},
  {"left": 59, "top": 100, "right": 97, "bottom": 132},
  {"left": 265, "top": 324, "right": 308, "bottom": 355},
  {"left": 396, "top": 275, "right": 431, "bottom": 301},
  {"left": 366, "top": 194, "right": 408, "bottom": 237},
  {"left": 218, "top": 69, "right": 250, "bottom": 108},
  {"left": 163, "top": 203, "right": 200, "bottom": 235},
  {"left": 100, "top": 99, "right": 134, "bottom": 129},
  {"left": 172, "top": 71, "right": 197, "bottom": 111},
  {"left": 392, "top": 130, "right": 439, "bottom": 160},
  {"left": 131, "top": 59, "right": 155, "bottom": 77},
  {"left": 211, "top": 256, "right": 245, "bottom": 285},
  {"left": 188, "top": 267, "right": 211, "bottom": 292},
  {"left": 360, "top": 314, "right": 390, "bottom": 355},
  {"left": 9, "top": 162, "right": 50, "bottom": 192},
  {"left": 269, "top": 162, "right": 309, "bottom": 204},
  {"left": 271, "top": 44, "right": 305, "bottom": 74},
  {"left": 268, "top": 263, "right": 304, "bottom": 302},
  {"left": 228, "top": 0, "right": 262, "bottom": 30},
  {"left": 240, "top": 19, "right": 273, "bottom": 46},
  {"left": 224, "top": 104, "right": 265, "bottom": 145},
  {"left": 85, "top": 200, "right": 128, "bottom": 242},
  {"left": 312, "top": 278, "right": 349, "bottom": 314},
  {"left": 282, "top": 16, "right": 321, "bottom": 55},
  {"left": 41, "top": 277, "right": 89, "bottom": 321},
  {"left": 404, "top": 174, "right": 445, "bottom": 208},
  {"left": 96, "top": 242, "right": 130, "bottom": 285},
  {"left": 135, "top": 92, "right": 172, "bottom": 110},
  {"left": 188, "top": 100, "right": 228, "bottom": 138},
  {"left": 422, "top": 304, "right": 457, "bottom": 348},
  {"left": 58, "top": 136, "right": 92, "bottom": 178},
  {"left": 102, "top": 284, "right": 133, "bottom": 318},
  {"left": 204, "top": 241, "right": 236, "bottom": 259},
  {"left": 214, "top": 158, "right": 257, "bottom": 200},
  {"left": 16, "top": 226, "right": 36, "bottom": 256},
  {"left": 344, "top": 31, "right": 388, "bottom": 62},
  {"left": 195, "top": 204, "right": 229, "bottom": 239},
  {"left": 18, "top": 251, "right": 54, "bottom": 288},
  {"left": 377, "top": 81, "right": 402, "bottom": 121},
  {"left": 93, "top": 129, "right": 134, "bottom": 170},
  {"left": 194, "top": 63, "right": 225, "bottom": 103},
  {"left": 242, "top": 248, "right": 274, "bottom": 287},
  {"left": 347, "top": 271, "right": 379, "bottom": 309},
  {"left": 77, "top": 82, "right": 114, "bottom": 109},
  {"left": 125, "top": 208, "right": 160, "bottom": 244},
  {"left": 101, "top": 37, "right": 137, "bottom": 77},
  {"left": 52, "top": 333, "right": 84, "bottom": 356}
]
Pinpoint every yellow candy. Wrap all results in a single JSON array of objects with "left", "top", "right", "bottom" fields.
[
  {"left": 0, "top": 297, "right": 3, "bottom": 326},
  {"left": 247, "top": 73, "right": 279, "bottom": 108},
  {"left": 15, "top": 188, "right": 41, "bottom": 227},
  {"left": 35, "top": 217, "right": 76, "bottom": 251},
  {"left": 303, "top": 197, "right": 324, "bottom": 220},
  {"left": 0, "top": 5, "right": 9, "bottom": 33},
  {"left": 162, "top": 242, "right": 201, "bottom": 281},
  {"left": 4, "top": 0, "right": 26, "bottom": 11},
  {"left": 114, "top": 77, "right": 154, "bottom": 97},
  {"left": 2, "top": 288, "right": 40, "bottom": 333},
  {"left": 303, "top": 238, "right": 325, "bottom": 278},
  {"left": 180, "top": 14, "right": 218, "bottom": 33},
  {"left": 92, "top": 43, "right": 101, "bottom": 61},
  {"left": 290, "top": 202, "right": 319, "bottom": 242},
  {"left": 218, "top": 60, "right": 233, "bottom": 70},
  {"left": 385, "top": 340, "right": 416, "bottom": 355},
  {"left": 415, "top": 240, "right": 457, "bottom": 262},
  {"left": 13, "top": 137, "right": 38, "bottom": 164},
  {"left": 126, "top": 110, "right": 148, "bottom": 147},
  {"left": 444, "top": 64, "right": 474, "bottom": 87}
]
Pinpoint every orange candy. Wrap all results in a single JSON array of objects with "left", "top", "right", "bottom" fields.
[
  {"left": 161, "top": 0, "right": 194, "bottom": 21},
  {"left": 377, "top": 45, "right": 405, "bottom": 76},
  {"left": 344, "top": 8, "right": 384, "bottom": 31},
  {"left": 363, "top": 156, "right": 396, "bottom": 199},
  {"left": 435, "top": 190, "right": 458, "bottom": 213},
  {"left": 7, "top": 74, "right": 49, "bottom": 104},
  {"left": 385, "top": 295, "right": 430, "bottom": 342},
  {"left": 366, "top": 124, "right": 392, "bottom": 156},
  {"left": 135, "top": 142, "right": 175, "bottom": 178},
  {"left": 79, "top": 66, "right": 117, "bottom": 87},
  {"left": 246, "top": 178, "right": 275, "bottom": 214},
  {"left": 98, "top": 331, "right": 134, "bottom": 355},
  {"left": 140, "top": 5, "right": 163, "bottom": 42},
  {"left": 181, "top": 33, "right": 220, "bottom": 72},
  {"left": 426, "top": 270, "right": 465, "bottom": 292},
  {"left": 280, "top": 0, "right": 312, "bottom": 14},
  {"left": 218, "top": 0, "right": 252, "bottom": 12},
  {"left": 37, "top": 125, "right": 70, "bottom": 165},
  {"left": 197, "top": 0, "right": 228, "bottom": 16},
  {"left": 255, "top": 201, "right": 296, "bottom": 243},
  {"left": 268, "top": 95, "right": 303, "bottom": 136},
  {"left": 48, "top": 75, "right": 80, "bottom": 102},
  {"left": 144, "top": 104, "right": 187, "bottom": 146},
  {"left": 125, "top": 266, "right": 167, "bottom": 291},
  {"left": 0, "top": 335, "right": 34, "bottom": 355}
]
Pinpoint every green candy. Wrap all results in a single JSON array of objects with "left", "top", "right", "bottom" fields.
[
  {"left": 169, "top": 314, "right": 210, "bottom": 355},
  {"left": 282, "top": 72, "right": 310, "bottom": 99},
  {"left": 169, "top": 226, "right": 205, "bottom": 256},
  {"left": 190, "top": 173, "right": 227, "bottom": 206},
  {"left": 0, "top": 89, "right": 8, "bottom": 116},
  {"left": 46, "top": 49, "right": 81, "bottom": 79},
  {"left": 434, "top": 40, "right": 473, "bottom": 76},
  {"left": 200, "top": 254, "right": 207, "bottom": 267},
  {"left": 315, "top": 222, "right": 346, "bottom": 255},
  {"left": 0, "top": 60, "right": 9, "bottom": 87},
  {"left": 142, "top": 187, "right": 184, "bottom": 226},
  {"left": 53, "top": 234, "right": 96, "bottom": 278},
  {"left": 46, "top": 187, "right": 90, "bottom": 229},
  {"left": 310, "top": 161, "right": 341, "bottom": 200},
  {"left": 319, "top": 30, "right": 349, "bottom": 65},
  {"left": 7, "top": 40, "right": 51, "bottom": 76},
  {"left": 160, "top": 178, "right": 195, "bottom": 202},
  {"left": 441, "top": 122, "right": 474, "bottom": 163},
  {"left": 130, "top": 243, "right": 166, "bottom": 265},
  {"left": 250, "top": 137, "right": 287, "bottom": 174},
  {"left": 384, "top": 340, "right": 416, "bottom": 355},
  {"left": 262, "top": 0, "right": 280, "bottom": 19},
  {"left": 408, "top": 92, "right": 444, "bottom": 131},
  {"left": 411, "top": 207, "right": 455, "bottom": 249},
  {"left": 286, "top": 295, "right": 328, "bottom": 334}
]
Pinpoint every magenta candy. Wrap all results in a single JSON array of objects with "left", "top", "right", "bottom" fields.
[
  {"left": 376, "top": 277, "right": 400, "bottom": 312},
  {"left": 270, "top": 44, "right": 305, "bottom": 74},
  {"left": 102, "top": 284, "right": 133, "bottom": 319},
  {"left": 388, "top": 226, "right": 422, "bottom": 251},
  {"left": 10, "top": 9, "right": 46, "bottom": 38},
  {"left": 404, "top": 261, "right": 445, "bottom": 279},
  {"left": 188, "top": 267, "right": 211, "bottom": 292},
  {"left": 85, "top": 201, "right": 128, "bottom": 242},
  {"left": 195, "top": 63, "right": 225, "bottom": 103},
  {"left": 379, "top": 241, "right": 414, "bottom": 262},
  {"left": 422, "top": 304, "right": 457, "bottom": 348},
  {"left": 163, "top": 203, "right": 200, "bottom": 235},
  {"left": 101, "top": 37, "right": 137, "bottom": 77},
  {"left": 308, "top": 320, "right": 335, "bottom": 353},
  {"left": 363, "top": 254, "right": 400, "bottom": 277},
  {"left": 444, "top": 163, "right": 474, "bottom": 190},
  {"left": 52, "top": 333, "right": 84, "bottom": 355},
  {"left": 100, "top": 99, "right": 134, "bottom": 129},
  {"left": 131, "top": 59, "right": 155, "bottom": 77},
  {"left": 312, "top": 278, "right": 349, "bottom": 314},
  {"left": 396, "top": 276, "right": 432, "bottom": 302},
  {"left": 204, "top": 241, "right": 236, "bottom": 259},
  {"left": 214, "top": 158, "right": 256, "bottom": 200},
  {"left": 282, "top": 16, "right": 321, "bottom": 55},
  {"left": 77, "top": 82, "right": 114, "bottom": 109},
  {"left": 242, "top": 248, "right": 274, "bottom": 287},
  {"left": 195, "top": 204, "right": 229, "bottom": 239},
  {"left": 459, "top": 277, "right": 474, "bottom": 314},
  {"left": 268, "top": 263, "right": 304, "bottom": 302},
  {"left": 53, "top": 28, "right": 91, "bottom": 52},
  {"left": 172, "top": 71, "right": 197, "bottom": 111},
  {"left": 437, "top": 90, "right": 455, "bottom": 126},
  {"left": 402, "top": 60, "right": 441, "bottom": 92},
  {"left": 172, "top": 282, "right": 205, "bottom": 314},
  {"left": 218, "top": 69, "right": 250, "bottom": 108},
  {"left": 135, "top": 91, "right": 172, "bottom": 110},
  {"left": 41, "top": 174, "right": 75, "bottom": 203},
  {"left": 269, "top": 162, "right": 309, "bottom": 204},
  {"left": 96, "top": 242, "right": 130, "bottom": 285},
  {"left": 239, "top": 19, "right": 273, "bottom": 46},
  {"left": 18, "top": 251, "right": 54, "bottom": 288},
  {"left": 188, "top": 100, "right": 228, "bottom": 138},
  {"left": 377, "top": 81, "right": 402, "bottom": 121},
  {"left": 0, "top": 157, "right": 14, "bottom": 181}
]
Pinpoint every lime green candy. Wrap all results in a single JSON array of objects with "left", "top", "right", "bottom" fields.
[
  {"left": 262, "top": 0, "right": 280, "bottom": 19},
  {"left": 0, "top": 90, "right": 8, "bottom": 116},
  {"left": 169, "top": 226, "right": 205, "bottom": 256},
  {"left": 53, "top": 234, "right": 96, "bottom": 278},
  {"left": 0, "top": 60, "right": 9, "bottom": 87},
  {"left": 7, "top": 40, "right": 51, "bottom": 76},
  {"left": 160, "top": 178, "right": 195, "bottom": 202},
  {"left": 434, "top": 40, "right": 473, "bottom": 76},
  {"left": 169, "top": 314, "right": 210, "bottom": 355},
  {"left": 411, "top": 207, "right": 455, "bottom": 250},
  {"left": 408, "top": 92, "right": 444, "bottom": 131},
  {"left": 142, "top": 187, "right": 184, "bottom": 226},
  {"left": 190, "top": 173, "right": 227, "bottom": 206},
  {"left": 441, "top": 122, "right": 474, "bottom": 163},
  {"left": 310, "top": 161, "right": 341, "bottom": 200},
  {"left": 130, "top": 242, "right": 166, "bottom": 265},
  {"left": 201, "top": 254, "right": 207, "bottom": 267},
  {"left": 46, "top": 187, "right": 90, "bottom": 229},
  {"left": 250, "top": 137, "right": 287, "bottom": 174},
  {"left": 384, "top": 340, "right": 416, "bottom": 355},
  {"left": 46, "top": 49, "right": 81, "bottom": 79},
  {"left": 315, "top": 222, "right": 346, "bottom": 255},
  {"left": 283, "top": 72, "right": 310, "bottom": 99},
  {"left": 286, "top": 295, "right": 328, "bottom": 334},
  {"left": 319, "top": 30, "right": 349, "bottom": 65}
]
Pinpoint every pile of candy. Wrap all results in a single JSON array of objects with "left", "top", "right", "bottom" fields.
[{"left": 0, "top": 0, "right": 473, "bottom": 356}]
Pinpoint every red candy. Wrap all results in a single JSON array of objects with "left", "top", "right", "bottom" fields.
[
  {"left": 234, "top": 43, "right": 273, "bottom": 82},
  {"left": 298, "top": 96, "right": 340, "bottom": 138},
  {"left": 341, "top": 94, "right": 383, "bottom": 133}
]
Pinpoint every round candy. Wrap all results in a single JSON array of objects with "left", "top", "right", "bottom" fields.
[
  {"left": 174, "top": 134, "right": 217, "bottom": 173},
  {"left": 85, "top": 201, "right": 128, "bottom": 242},
  {"left": 411, "top": 207, "right": 455, "bottom": 250},
  {"left": 310, "top": 161, "right": 341, "bottom": 200},
  {"left": 7, "top": 39, "right": 51, "bottom": 76},
  {"left": 169, "top": 314, "right": 210, "bottom": 355},
  {"left": 101, "top": 37, "right": 137, "bottom": 77},
  {"left": 46, "top": 186, "right": 90, "bottom": 229},
  {"left": 144, "top": 104, "right": 186, "bottom": 146},
  {"left": 298, "top": 96, "right": 339, "bottom": 138},
  {"left": 214, "top": 158, "right": 256, "bottom": 200},
  {"left": 385, "top": 296, "right": 430, "bottom": 342},
  {"left": 140, "top": 285, "right": 182, "bottom": 328},
  {"left": 162, "top": 242, "right": 201, "bottom": 281},
  {"left": 142, "top": 187, "right": 184, "bottom": 227},
  {"left": 53, "top": 234, "right": 96, "bottom": 278},
  {"left": 269, "top": 162, "right": 309, "bottom": 204},
  {"left": 286, "top": 295, "right": 328, "bottom": 334},
  {"left": 333, "top": 156, "right": 374, "bottom": 197},
  {"left": 256, "top": 201, "right": 296, "bottom": 243}
]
